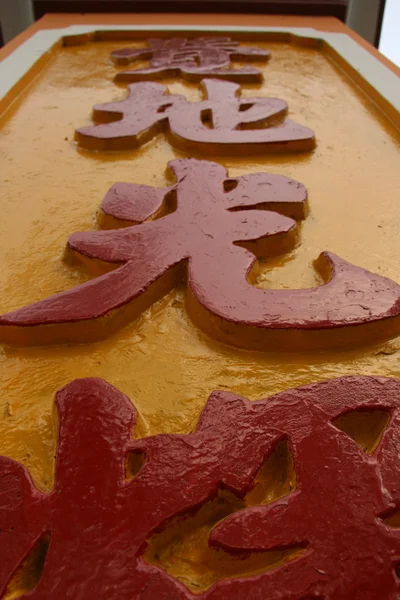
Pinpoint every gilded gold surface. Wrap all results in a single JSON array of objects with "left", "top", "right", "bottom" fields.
[{"left": 0, "top": 39, "right": 399, "bottom": 500}]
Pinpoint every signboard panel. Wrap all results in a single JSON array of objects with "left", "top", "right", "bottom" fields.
[{"left": 0, "top": 25, "right": 399, "bottom": 599}]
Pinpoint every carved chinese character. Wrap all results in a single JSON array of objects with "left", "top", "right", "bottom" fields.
[
  {"left": 1, "top": 158, "right": 400, "bottom": 350},
  {"left": 75, "top": 79, "right": 316, "bottom": 153},
  {"left": 111, "top": 36, "right": 270, "bottom": 83},
  {"left": 0, "top": 376, "right": 399, "bottom": 598}
]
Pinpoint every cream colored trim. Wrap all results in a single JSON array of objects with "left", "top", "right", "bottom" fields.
[{"left": 1, "top": 24, "right": 399, "bottom": 117}]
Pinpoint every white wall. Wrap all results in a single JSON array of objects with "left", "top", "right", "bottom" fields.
[{"left": 379, "top": 0, "right": 400, "bottom": 67}]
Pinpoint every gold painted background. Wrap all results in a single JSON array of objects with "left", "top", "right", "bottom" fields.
[{"left": 0, "top": 39, "right": 399, "bottom": 491}]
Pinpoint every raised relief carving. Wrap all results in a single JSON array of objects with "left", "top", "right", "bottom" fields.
[
  {"left": 75, "top": 79, "right": 315, "bottom": 153},
  {"left": 1, "top": 159, "right": 400, "bottom": 350},
  {"left": 111, "top": 36, "right": 270, "bottom": 83},
  {"left": 1, "top": 376, "right": 399, "bottom": 598}
]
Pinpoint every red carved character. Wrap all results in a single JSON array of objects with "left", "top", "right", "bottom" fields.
[
  {"left": 1, "top": 158, "right": 400, "bottom": 349},
  {"left": 111, "top": 36, "right": 270, "bottom": 83},
  {"left": 0, "top": 376, "right": 399, "bottom": 598},
  {"left": 75, "top": 79, "right": 315, "bottom": 153}
]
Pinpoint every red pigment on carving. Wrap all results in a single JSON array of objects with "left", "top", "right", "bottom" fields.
[
  {"left": 1, "top": 159, "right": 400, "bottom": 349},
  {"left": 111, "top": 36, "right": 270, "bottom": 83},
  {"left": 75, "top": 79, "right": 315, "bottom": 153},
  {"left": 0, "top": 376, "right": 399, "bottom": 598}
]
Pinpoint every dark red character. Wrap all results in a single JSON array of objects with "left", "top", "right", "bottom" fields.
[
  {"left": 0, "top": 376, "right": 399, "bottom": 598},
  {"left": 1, "top": 159, "right": 400, "bottom": 350},
  {"left": 75, "top": 79, "right": 316, "bottom": 153},
  {"left": 111, "top": 36, "right": 270, "bottom": 83}
]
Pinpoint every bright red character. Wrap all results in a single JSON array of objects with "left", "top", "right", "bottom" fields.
[
  {"left": 111, "top": 36, "right": 270, "bottom": 83},
  {"left": 75, "top": 79, "right": 315, "bottom": 153},
  {"left": 1, "top": 158, "right": 400, "bottom": 349},
  {"left": 0, "top": 376, "right": 399, "bottom": 598}
]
